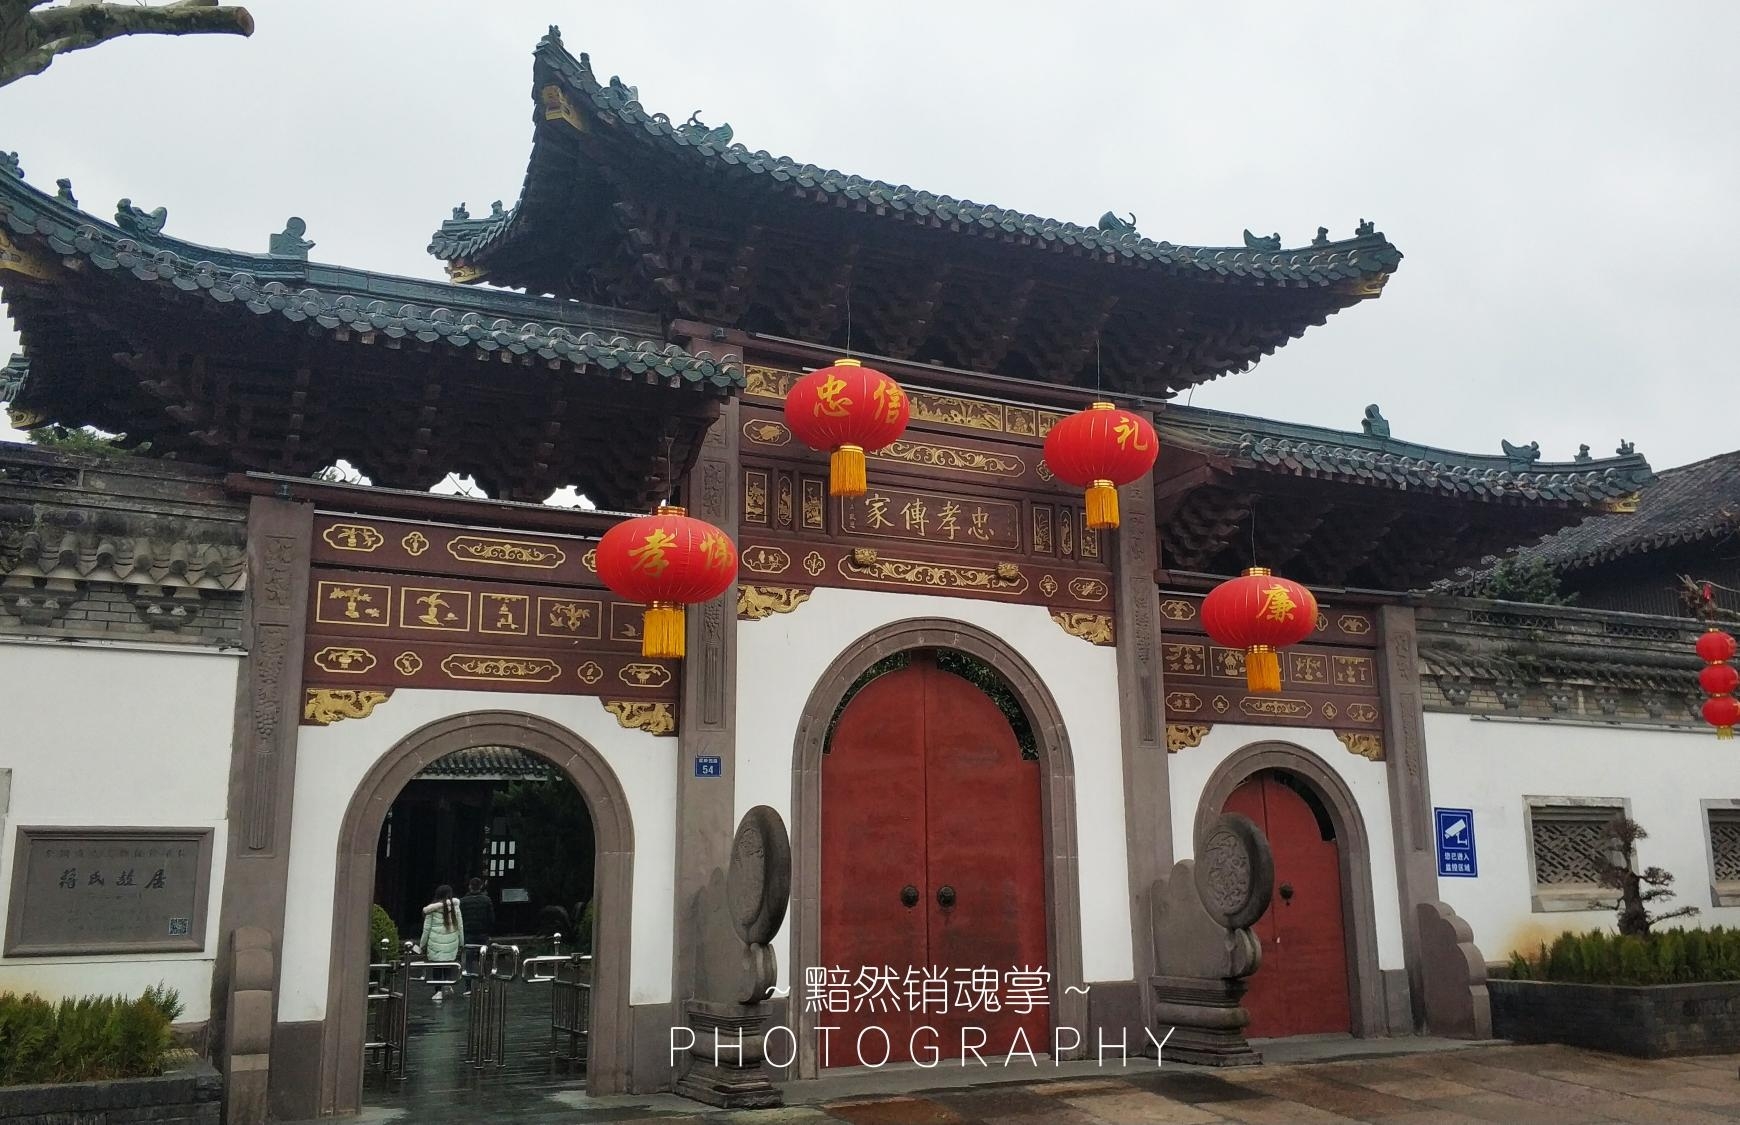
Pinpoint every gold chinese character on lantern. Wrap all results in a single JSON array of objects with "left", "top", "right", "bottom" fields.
[
  {"left": 1113, "top": 417, "right": 1152, "bottom": 452},
  {"left": 872, "top": 379, "right": 904, "bottom": 424},
  {"left": 1256, "top": 583, "right": 1298, "bottom": 624},
  {"left": 628, "top": 529, "right": 676, "bottom": 576},
  {"left": 699, "top": 530, "right": 733, "bottom": 571},
  {"left": 814, "top": 374, "right": 852, "bottom": 418}
]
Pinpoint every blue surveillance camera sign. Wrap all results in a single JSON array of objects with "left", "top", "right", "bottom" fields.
[{"left": 1435, "top": 807, "right": 1477, "bottom": 877}]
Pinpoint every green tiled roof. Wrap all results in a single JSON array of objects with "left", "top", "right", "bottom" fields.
[
  {"left": 1162, "top": 405, "right": 1654, "bottom": 505},
  {"left": 428, "top": 27, "right": 1402, "bottom": 292},
  {"left": 0, "top": 165, "right": 741, "bottom": 392}
]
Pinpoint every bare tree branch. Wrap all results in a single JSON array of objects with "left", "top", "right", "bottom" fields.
[{"left": 1, "top": 0, "right": 251, "bottom": 89}]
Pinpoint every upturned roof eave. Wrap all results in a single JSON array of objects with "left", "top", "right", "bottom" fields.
[{"left": 426, "top": 27, "right": 1403, "bottom": 295}]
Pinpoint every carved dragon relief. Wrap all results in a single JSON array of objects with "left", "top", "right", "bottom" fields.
[
  {"left": 604, "top": 700, "right": 677, "bottom": 736},
  {"left": 736, "top": 584, "right": 811, "bottom": 621},
  {"left": 1049, "top": 610, "right": 1114, "bottom": 646},
  {"left": 303, "top": 689, "right": 392, "bottom": 726}
]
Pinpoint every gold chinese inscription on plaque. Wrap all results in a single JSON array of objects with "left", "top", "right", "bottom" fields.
[
  {"left": 1289, "top": 652, "right": 1329, "bottom": 685},
  {"left": 315, "top": 581, "right": 390, "bottom": 627},
  {"left": 312, "top": 646, "right": 375, "bottom": 674},
  {"left": 1333, "top": 655, "right": 1374, "bottom": 687},
  {"left": 1163, "top": 643, "right": 1206, "bottom": 675},
  {"left": 842, "top": 487, "right": 1020, "bottom": 551},
  {"left": 872, "top": 439, "right": 1026, "bottom": 477},
  {"left": 439, "top": 654, "right": 562, "bottom": 684}
]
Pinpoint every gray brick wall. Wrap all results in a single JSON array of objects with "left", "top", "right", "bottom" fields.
[{"left": 0, "top": 583, "right": 244, "bottom": 648}]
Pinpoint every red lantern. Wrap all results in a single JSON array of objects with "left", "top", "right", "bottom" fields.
[
  {"left": 1042, "top": 401, "right": 1159, "bottom": 530},
  {"left": 784, "top": 358, "right": 910, "bottom": 496},
  {"left": 1702, "top": 664, "right": 1740, "bottom": 697},
  {"left": 1705, "top": 695, "right": 1740, "bottom": 741},
  {"left": 1201, "top": 567, "right": 1320, "bottom": 694},
  {"left": 1698, "top": 629, "right": 1738, "bottom": 665},
  {"left": 595, "top": 504, "right": 737, "bottom": 659}
]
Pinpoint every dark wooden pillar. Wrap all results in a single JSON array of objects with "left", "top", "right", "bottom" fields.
[
  {"left": 673, "top": 400, "right": 743, "bottom": 1025},
  {"left": 1114, "top": 451, "right": 1172, "bottom": 1019},
  {"left": 210, "top": 494, "right": 314, "bottom": 1114},
  {"left": 1377, "top": 603, "right": 1438, "bottom": 1032}
]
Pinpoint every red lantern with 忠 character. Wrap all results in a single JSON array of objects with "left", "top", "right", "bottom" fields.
[
  {"left": 784, "top": 358, "right": 909, "bottom": 496},
  {"left": 595, "top": 504, "right": 737, "bottom": 660},
  {"left": 1042, "top": 401, "right": 1159, "bottom": 530},
  {"left": 1201, "top": 567, "right": 1320, "bottom": 694},
  {"left": 1705, "top": 695, "right": 1740, "bottom": 741}
]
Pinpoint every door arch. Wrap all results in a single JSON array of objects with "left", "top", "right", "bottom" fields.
[
  {"left": 790, "top": 618, "right": 1086, "bottom": 1078},
  {"left": 1193, "top": 741, "right": 1385, "bottom": 1038},
  {"left": 318, "top": 711, "right": 636, "bottom": 1113}
]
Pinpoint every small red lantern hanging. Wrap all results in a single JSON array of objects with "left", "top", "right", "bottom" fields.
[
  {"left": 1042, "top": 402, "right": 1159, "bottom": 530},
  {"left": 594, "top": 504, "right": 738, "bottom": 660},
  {"left": 1697, "top": 627, "right": 1739, "bottom": 740},
  {"left": 1705, "top": 696, "right": 1740, "bottom": 741},
  {"left": 1201, "top": 567, "right": 1319, "bottom": 694},
  {"left": 784, "top": 358, "right": 910, "bottom": 497}
]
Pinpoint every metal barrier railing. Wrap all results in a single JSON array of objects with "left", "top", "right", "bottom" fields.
[
  {"left": 549, "top": 952, "right": 593, "bottom": 1068},
  {"left": 463, "top": 942, "right": 519, "bottom": 1069},
  {"left": 363, "top": 939, "right": 408, "bottom": 1082}
]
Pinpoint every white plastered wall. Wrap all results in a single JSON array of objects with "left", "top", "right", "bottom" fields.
[
  {"left": 0, "top": 642, "right": 238, "bottom": 1020},
  {"left": 734, "top": 586, "right": 1134, "bottom": 987},
  {"left": 278, "top": 689, "right": 676, "bottom": 1023},
  {"left": 1167, "top": 723, "right": 1407, "bottom": 970},
  {"left": 1423, "top": 713, "right": 1740, "bottom": 962}
]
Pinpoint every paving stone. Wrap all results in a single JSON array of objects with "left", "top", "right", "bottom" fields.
[
  {"left": 821, "top": 1096, "right": 965, "bottom": 1124},
  {"left": 1061, "top": 1091, "right": 1228, "bottom": 1124}
]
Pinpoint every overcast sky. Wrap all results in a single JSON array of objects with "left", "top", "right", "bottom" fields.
[{"left": 3, "top": 1, "right": 1736, "bottom": 472}]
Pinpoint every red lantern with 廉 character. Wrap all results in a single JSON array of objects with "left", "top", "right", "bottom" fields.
[
  {"left": 784, "top": 358, "right": 910, "bottom": 496},
  {"left": 595, "top": 504, "right": 738, "bottom": 660},
  {"left": 1201, "top": 567, "right": 1320, "bottom": 694},
  {"left": 1042, "top": 401, "right": 1159, "bottom": 530}
]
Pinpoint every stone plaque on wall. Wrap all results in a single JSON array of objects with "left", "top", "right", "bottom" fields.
[{"left": 5, "top": 827, "right": 214, "bottom": 955}]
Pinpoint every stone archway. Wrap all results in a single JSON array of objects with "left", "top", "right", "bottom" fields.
[
  {"left": 789, "top": 618, "right": 1086, "bottom": 1078},
  {"left": 317, "top": 711, "right": 636, "bottom": 1112},
  {"left": 1193, "top": 740, "right": 1386, "bottom": 1037}
]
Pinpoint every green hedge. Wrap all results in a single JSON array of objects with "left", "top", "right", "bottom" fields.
[
  {"left": 369, "top": 904, "right": 401, "bottom": 964},
  {"left": 0, "top": 987, "right": 179, "bottom": 1086},
  {"left": 1509, "top": 927, "right": 1740, "bottom": 985}
]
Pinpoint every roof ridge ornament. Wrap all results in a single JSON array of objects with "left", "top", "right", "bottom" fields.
[
  {"left": 1617, "top": 439, "right": 1636, "bottom": 456},
  {"left": 268, "top": 217, "right": 313, "bottom": 260},
  {"left": 115, "top": 198, "right": 167, "bottom": 237},
  {"left": 1243, "top": 229, "right": 1281, "bottom": 251},
  {"left": 1361, "top": 404, "right": 1390, "bottom": 438},
  {"left": 679, "top": 110, "right": 733, "bottom": 147},
  {"left": 1097, "top": 211, "right": 1138, "bottom": 234},
  {"left": 1501, "top": 439, "right": 1541, "bottom": 466},
  {"left": 54, "top": 178, "right": 75, "bottom": 206},
  {"left": 1356, "top": 218, "right": 1376, "bottom": 237},
  {"left": 0, "top": 152, "right": 20, "bottom": 179}
]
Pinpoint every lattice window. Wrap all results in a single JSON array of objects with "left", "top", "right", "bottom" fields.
[
  {"left": 1710, "top": 811, "right": 1740, "bottom": 883},
  {"left": 1527, "top": 803, "right": 1624, "bottom": 897}
]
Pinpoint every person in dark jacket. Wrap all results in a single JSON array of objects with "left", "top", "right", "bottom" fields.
[{"left": 458, "top": 877, "right": 494, "bottom": 993}]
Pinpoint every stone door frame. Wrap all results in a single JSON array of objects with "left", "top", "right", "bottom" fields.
[
  {"left": 1193, "top": 740, "right": 1386, "bottom": 1038},
  {"left": 788, "top": 618, "right": 1086, "bottom": 1078},
  {"left": 317, "top": 711, "right": 637, "bottom": 1112}
]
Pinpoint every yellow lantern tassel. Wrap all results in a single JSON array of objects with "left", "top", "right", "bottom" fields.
[
  {"left": 1246, "top": 646, "right": 1282, "bottom": 694},
  {"left": 1085, "top": 480, "right": 1120, "bottom": 530},
  {"left": 1719, "top": 726, "right": 1735, "bottom": 741},
  {"left": 642, "top": 602, "right": 685, "bottom": 660},
  {"left": 830, "top": 444, "right": 867, "bottom": 497}
]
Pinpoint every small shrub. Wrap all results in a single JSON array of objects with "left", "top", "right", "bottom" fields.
[
  {"left": 0, "top": 989, "right": 173, "bottom": 1086},
  {"left": 369, "top": 904, "right": 400, "bottom": 964},
  {"left": 1510, "top": 926, "right": 1740, "bottom": 985}
]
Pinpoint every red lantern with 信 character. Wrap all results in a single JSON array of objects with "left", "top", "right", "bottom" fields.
[
  {"left": 1201, "top": 567, "right": 1320, "bottom": 694},
  {"left": 1042, "top": 401, "right": 1159, "bottom": 530},
  {"left": 784, "top": 358, "right": 910, "bottom": 497},
  {"left": 594, "top": 504, "right": 738, "bottom": 660}
]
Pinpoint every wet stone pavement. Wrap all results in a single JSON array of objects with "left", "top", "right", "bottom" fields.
[{"left": 322, "top": 1019, "right": 1740, "bottom": 1125}]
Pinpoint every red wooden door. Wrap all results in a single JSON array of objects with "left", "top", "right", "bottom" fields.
[
  {"left": 1222, "top": 773, "right": 1351, "bottom": 1038},
  {"left": 821, "top": 655, "right": 1048, "bottom": 1065}
]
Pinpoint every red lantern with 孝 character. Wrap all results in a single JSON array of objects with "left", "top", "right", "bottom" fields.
[
  {"left": 594, "top": 504, "right": 737, "bottom": 660},
  {"left": 783, "top": 358, "right": 909, "bottom": 497},
  {"left": 1042, "top": 401, "right": 1159, "bottom": 530},
  {"left": 1705, "top": 695, "right": 1740, "bottom": 741},
  {"left": 1200, "top": 567, "right": 1320, "bottom": 694}
]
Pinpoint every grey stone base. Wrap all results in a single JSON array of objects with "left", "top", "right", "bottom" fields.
[
  {"left": 0, "top": 1061, "right": 221, "bottom": 1124},
  {"left": 673, "top": 1002, "right": 783, "bottom": 1109},
  {"left": 1149, "top": 975, "right": 1261, "bottom": 1067}
]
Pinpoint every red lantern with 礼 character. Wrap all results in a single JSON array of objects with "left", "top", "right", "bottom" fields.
[
  {"left": 784, "top": 358, "right": 909, "bottom": 496},
  {"left": 1705, "top": 695, "right": 1740, "bottom": 741},
  {"left": 1042, "top": 401, "right": 1159, "bottom": 530},
  {"left": 1697, "top": 629, "right": 1738, "bottom": 665},
  {"left": 1201, "top": 567, "right": 1319, "bottom": 694},
  {"left": 594, "top": 504, "right": 737, "bottom": 660}
]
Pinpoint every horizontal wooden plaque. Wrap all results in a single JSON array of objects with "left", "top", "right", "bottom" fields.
[{"left": 5, "top": 827, "right": 214, "bottom": 956}]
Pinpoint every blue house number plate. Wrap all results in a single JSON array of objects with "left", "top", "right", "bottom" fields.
[{"left": 694, "top": 756, "right": 723, "bottom": 778}]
